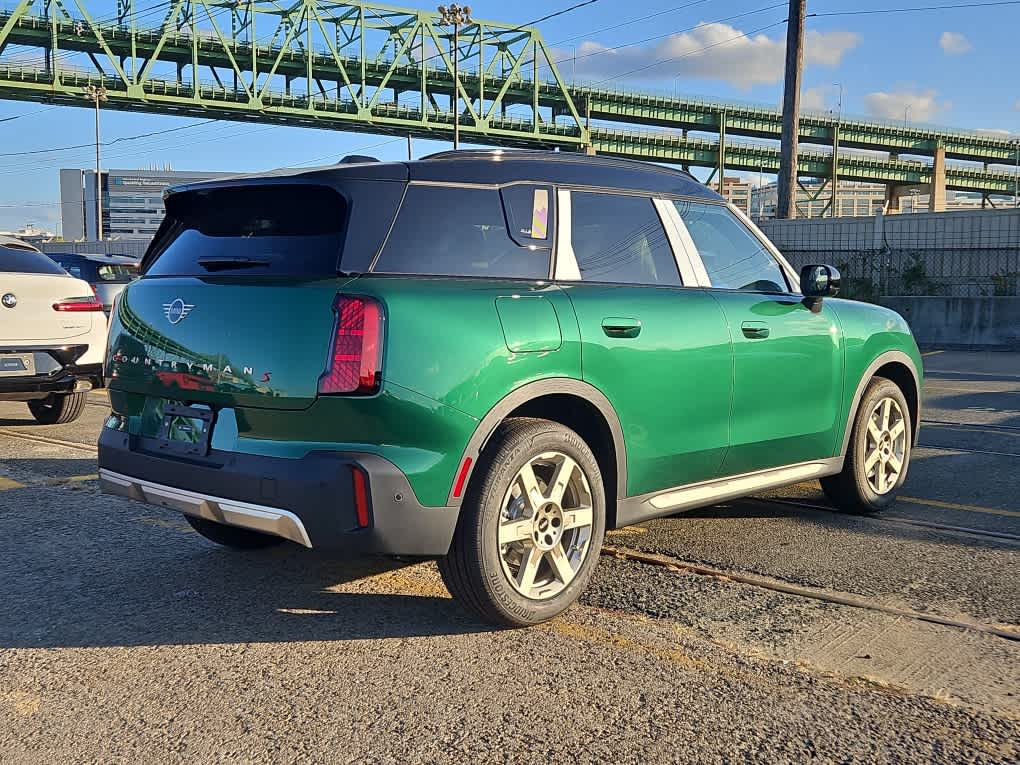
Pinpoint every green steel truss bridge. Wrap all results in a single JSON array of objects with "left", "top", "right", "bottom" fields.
[{"left": 1, "top": 0, "right": 1018, "bottom": 204}]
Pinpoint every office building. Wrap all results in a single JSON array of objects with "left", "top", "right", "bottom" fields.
[
  {"left": 710, "top": 176, "right": 753, "bottom": 216},
  {"left": 60, "top": 167, "right": 229, "bottom": 241}
]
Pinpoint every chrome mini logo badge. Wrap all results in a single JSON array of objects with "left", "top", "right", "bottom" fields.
[
  {"left": 1, "top": 293, "right": 15, "bottom": 308},
  {"left": 163, "top": 298, "right": 194, "bottom": 324}
]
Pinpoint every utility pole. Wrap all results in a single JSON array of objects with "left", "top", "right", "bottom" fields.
[
  {"left": 438, "top": 4, "right": 472, "bottom": 150},
  {"left": 777, "top": 0, "right": 806, "bottom": 219},
  {"left": 84, "top": 84, "right": 108, "bottom": 240}
]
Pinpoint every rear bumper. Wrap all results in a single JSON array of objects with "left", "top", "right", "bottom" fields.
[
  {"left": 0, "top": 348, "right": 103, "bottom": 400},
  {"left": 97, "top": 427, "right": 459, "bottom": 555}
]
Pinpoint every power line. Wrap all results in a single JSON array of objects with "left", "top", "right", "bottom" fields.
[
  {"left": 549, "top": 3, "right": 786, "bottom": 71},
  {"left": 550, "top": 0, "right": 714, "bottom": 45},
  {"left": 525, "top": 0, "right": 601, "bottom": 27},
  {"left": 0, "top": 119, "right": 218, "bottom": 158},
  {"left": 813, "top": 0, "right": 1020, "bottom": 16},
  {"left": 588, "top": 16, "right": 790, "bottom": 85}
]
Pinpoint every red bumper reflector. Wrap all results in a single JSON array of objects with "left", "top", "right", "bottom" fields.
[
  {"left": 452, "top": 457, "right": 473, "bottom": 498},
  {"left": 351, "top": 467, "right": 370, "bottom": 528}
]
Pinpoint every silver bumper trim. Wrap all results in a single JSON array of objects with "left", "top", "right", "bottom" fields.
[{"left": 99, "top": 468, "right": 313, "bottom": 548}]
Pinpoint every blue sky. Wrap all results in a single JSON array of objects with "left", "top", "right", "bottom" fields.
[{"left": 1, "top": 0, "right": 1018, "bottom": 233}]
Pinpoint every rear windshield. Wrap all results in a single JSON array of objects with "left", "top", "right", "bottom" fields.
[
  {"left": 0, "top": 246, "right": 67, "bottom": 275},
  {"left": 145, "top": 185, "right": 347, "bottom": 277}
]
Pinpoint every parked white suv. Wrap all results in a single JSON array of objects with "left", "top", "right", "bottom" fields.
[{"left": 0, "top": 245, "right": 107, "bottom": 424}]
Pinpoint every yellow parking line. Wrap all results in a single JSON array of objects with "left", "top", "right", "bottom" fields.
[
  {"left": 899, "top": 495, "right": 1020, "bottom": 519},
  {"left": 0, "top": 477, "right": 25, "bottom": 491},
  {"left": 921, "top": 350, "right": 944, "bottom": 357}
]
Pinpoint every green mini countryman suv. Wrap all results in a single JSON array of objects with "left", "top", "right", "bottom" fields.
[{"left": 98, "top": 150, "right": 922, "bottom": 627}]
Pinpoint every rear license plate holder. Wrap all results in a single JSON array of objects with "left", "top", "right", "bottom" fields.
[
  {"left": 0, "top": 353, "right": 35, "bottom": 377},
  {"left": 156, "top": 404, "right": 215, "bottom": 457}
]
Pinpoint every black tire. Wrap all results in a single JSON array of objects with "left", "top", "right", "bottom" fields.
[
  {"left": 27, "top": 392, "right": 87, "bottom": 425},
  {"left": 821, "top": 377, "right": 912, "bottom": 514},
  {"left": 438, "top": 417, "right": 606, "bottom": 628},
  {"left": 184, "top": 515, "right": 286, "bottom": 549}
]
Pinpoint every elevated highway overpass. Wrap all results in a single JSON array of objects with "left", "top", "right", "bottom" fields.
[{"left": 1, "top": 0, "right": 1017, "bottom": 208}]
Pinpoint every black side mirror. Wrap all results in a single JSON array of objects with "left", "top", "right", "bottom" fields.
[{"left": 800, "top": 264, "right": 841, "bottom": 298}]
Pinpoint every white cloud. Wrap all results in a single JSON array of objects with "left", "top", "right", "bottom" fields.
[
  {"left": 563, "top": 23, "right": 860, "bottom": 90},
  {"left": 975, "top": 128, "right": 1012, "bottom": 136},
  {"left": 939, "top": 31, "right": 972, "bottom": 55},
  {"left": 863, "top": 89, "right": 949, "bottom": 123},
  {"left": 800, "top": 86, "right": 828, "bottom": 112}
]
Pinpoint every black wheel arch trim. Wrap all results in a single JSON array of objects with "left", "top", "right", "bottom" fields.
[
  {"left": 841, "top": 350, "right": 922, "bottom": 456},
  {"left": 447, "top": 378, "right": 628, "bottom": 506}
]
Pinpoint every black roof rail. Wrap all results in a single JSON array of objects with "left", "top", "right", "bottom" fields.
[{"left": 419, "top": 148, "right": 699, "bottom": 181}]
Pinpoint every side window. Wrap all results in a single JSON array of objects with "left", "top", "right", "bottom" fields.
[
  {"left": 373, "top": 185, "right": 551, "bottom": 279},
  {"left": 672, "top": 201, "right": 789, "bottom": 292},
  {"left": 569, "top": 192, "right": 680, "bottom": 286}
]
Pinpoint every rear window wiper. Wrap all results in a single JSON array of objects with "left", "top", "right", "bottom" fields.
[{"left": 196, "top": 256, "right": 272, "bottom": 271}]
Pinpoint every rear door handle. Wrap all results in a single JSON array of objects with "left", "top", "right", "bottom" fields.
[
  {"left": 741, "top": 321, "right": 770, "bottom": 340},
  {"left": 601, "top": 317, "right": 642, "bottom": 339}
]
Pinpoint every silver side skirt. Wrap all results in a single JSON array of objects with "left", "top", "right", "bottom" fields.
[
  {"left": 616, "top": 457, "right": 844, "bottom": 527},
  {"left": 99, "top": 468, "right": 313, "bottom": 548}
]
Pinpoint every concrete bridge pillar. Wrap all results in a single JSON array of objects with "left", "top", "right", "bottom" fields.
[
  {"left": 884, "top": 184, "right": 906, "bottom": 214},
  {"left": 928, "top": 144, "right": 946, "bottom": 212}
]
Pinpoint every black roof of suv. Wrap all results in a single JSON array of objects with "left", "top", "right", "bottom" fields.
[{"left": 166, "top": 150, "right": 721, "bottom": 202}]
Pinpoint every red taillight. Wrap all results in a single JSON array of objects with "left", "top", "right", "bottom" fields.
[
  {"left": 53, "top": 296, "right": 104, "bottom": 312},
  {"left": 318, "top": 295, "right": 383, "bottom": 395},
  {"left": 351, "top": 466, "right": 370, "bottom": 528}
]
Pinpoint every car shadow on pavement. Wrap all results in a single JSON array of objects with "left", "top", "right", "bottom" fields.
[{"left": 0, "top": 474, "right": 495, "bottom": 649}]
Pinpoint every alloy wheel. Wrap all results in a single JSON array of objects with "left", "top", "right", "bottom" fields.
[
  {"left": 864, "top": 396, "right": 907, "bottom": 495},
  {"left": 497, "top": 451, "right": 595, "bottom": 600}
]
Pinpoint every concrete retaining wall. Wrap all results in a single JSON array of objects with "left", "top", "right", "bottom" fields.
[{"left": 879, "top": 296, "right": 1020, "bottom": 350}]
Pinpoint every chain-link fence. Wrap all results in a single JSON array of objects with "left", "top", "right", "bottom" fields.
[{"left": 758, "top": 208, "right": 1020, "bottom": 299}]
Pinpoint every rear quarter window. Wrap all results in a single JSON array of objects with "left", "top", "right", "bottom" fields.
[
  {"left": 0, "top": 247, "right": 67, "bottom": 275},
  {"left": 372, "top": 184, "right": 552, "bottom": 279}
]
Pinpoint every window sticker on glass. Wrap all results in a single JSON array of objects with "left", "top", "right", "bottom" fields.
[{"left": 530, "top": 189, "right": 549, "bottom": 240}]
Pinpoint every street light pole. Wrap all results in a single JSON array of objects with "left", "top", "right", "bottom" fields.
[
  {"left": 84, "top": 84, "right": 108, "bottom": 241},
  {"left": 1014, "top": 138, "right": 1019, "bottom": 209},
  {"left": 831, "top": 82, "right": 842, "bottom": 218},
  {"left": 438, "top": 4, "right": 472, "bottom": 150},
  {"left": 904, "top": 104, "right": 911, "bottom": 129}
]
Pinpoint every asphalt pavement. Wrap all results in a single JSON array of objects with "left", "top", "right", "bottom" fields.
[{"left": 0, "top": 350, "right": 1018, "bottom": 763}]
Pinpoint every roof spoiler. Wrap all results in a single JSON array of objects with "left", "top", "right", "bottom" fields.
[{"left": 337, "top": 155, "right": 380, "bottom": 164}]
